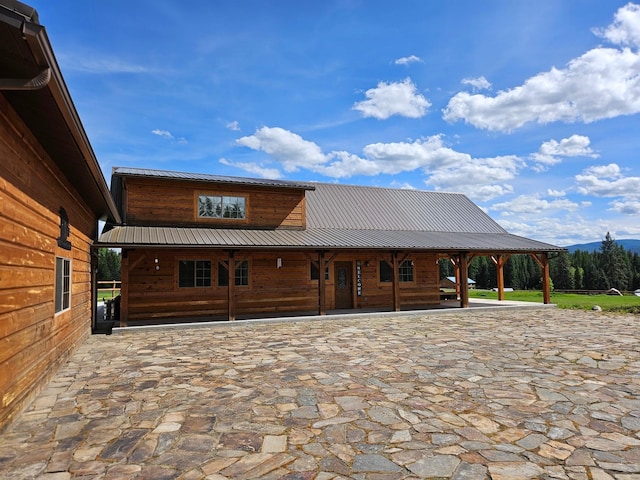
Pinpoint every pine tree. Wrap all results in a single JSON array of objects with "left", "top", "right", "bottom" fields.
[{"left": 552, "top": 252, "right": 574, "bottom": 289}]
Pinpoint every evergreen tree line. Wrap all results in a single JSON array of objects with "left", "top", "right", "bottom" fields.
[
  {"left": 97, "top": 248, "right": 121, "bottom": 281},
  {"left": 440, "top": 233, "right": 640, "bottom": 292}
]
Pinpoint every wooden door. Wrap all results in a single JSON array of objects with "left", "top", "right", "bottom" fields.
[{"left": 334, "top": 261, "right": 353, "bottom": 309}]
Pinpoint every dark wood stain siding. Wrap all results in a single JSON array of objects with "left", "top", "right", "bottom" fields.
[
  {"left": 0, "top": 94, "right": 96, "bottom": 428},
  {"left": 124, "top": 177, "right": 306, "bottom": 229},
  {"left": 123, "top": 248, "right": 439, "bottom": 323}
]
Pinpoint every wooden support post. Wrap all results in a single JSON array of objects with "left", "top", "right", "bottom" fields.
[
  {"left": 392, "top": 251, "right": 400, "bottom": 311},
  {"left": 450, "top": 256, "right": 461, "bottom": 300},
  {"left": 541, "top": 253, "right": 551, "bottom": 304},
  {"left": 318, "top": 251, "right": 326, "bottom": 315},
  {"left": 459, "top": 252, "right": 470, "bottom": 308},
  {"left": 91, "top": 248, "right": 98, "bottom": 332},
  {"left": 490, "top": 254, "right": 510, "bottom": 301},
  {"left": 530, "top": 253, "right": 551, "bottom": 304},
  {"left": 228, "top": 251, "right": 236, "bottom": 321},
  {"left": 120, "top": 250, "right": 129, "bottom": 327}
]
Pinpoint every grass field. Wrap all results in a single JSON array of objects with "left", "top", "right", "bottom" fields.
[
  {"left": 98, "top": 290, "right": 120, "bottom": 302},
  {"left": 469, "top": 289, "right": 640, "bottom": 314}
]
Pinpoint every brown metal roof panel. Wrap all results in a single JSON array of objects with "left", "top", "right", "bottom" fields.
[
  {"left": 306, "top": 183, "right": 506, "bottom": 234},
  {"left": 112, "top": 166, "right": 315, "bottom": 191},
  {"left": 97, "top": 226, "right": 564, "bottom": 252}
]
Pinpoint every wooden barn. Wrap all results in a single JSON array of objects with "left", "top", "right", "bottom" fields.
[
  {"left": 98, "top": 167, "right": 564, "bottom": 326},
  {"left": 0, "top": 1, "right": 119, "bottom": 429}
]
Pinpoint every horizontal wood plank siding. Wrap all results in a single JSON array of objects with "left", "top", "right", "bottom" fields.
[
  {"left": 0, "top": 95, "right": 96, "bottom": 430},
  {"left": 123, "top": 249, "right": 440, "bottom": 324},
  {"left": 124, "top": 177, "right": 306, "bottom": 229}
]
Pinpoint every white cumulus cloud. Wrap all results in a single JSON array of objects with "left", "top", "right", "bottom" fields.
[
  {"left": 219, "top": 158, "right": 282, "bottom": 179},
  {"left": 353, "top": 78, "right": 431, "bottom": 119},
  {"left": 235, "top": 127, "right": 329, "bottom": 173},
  {"left": 234, "top": 127, "right": 523, "bottom": 201},
  {"left": 395, "top": 55, "right": 422, "bottom": 65},
  {"left": 443, "top": 3, "right": 640, "bottom": 132},
  {"left": 461, "top": 76, "right": 492, "bottom": 91},
  {"left": 492, "top": 194, "right": 580, "bottom": 216},
  {"left": 531, "top": 134, "right": 598, "bottom": 170},
  {"left": 226, "top": 121, "right": 240, "bottom": 131},
  {"left": 575, "top": 163, "right": 640, "bottom": 197}
]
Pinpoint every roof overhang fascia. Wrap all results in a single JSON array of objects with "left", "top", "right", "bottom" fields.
[{"left": 0, "top": 1, "right": 121, "bottom": 224}]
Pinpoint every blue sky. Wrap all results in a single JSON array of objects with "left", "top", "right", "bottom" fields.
[{"left": 33, "top": 1, "right": 640, "bottom": 246}]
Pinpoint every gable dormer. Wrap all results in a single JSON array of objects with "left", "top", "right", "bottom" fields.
[{"left": 110, "top": 167, "right": 314, "bottom": 230}]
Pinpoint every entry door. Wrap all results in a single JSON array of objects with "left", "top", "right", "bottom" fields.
[{"left": 334, "top": 262, "right": 353, "bottom": 309}]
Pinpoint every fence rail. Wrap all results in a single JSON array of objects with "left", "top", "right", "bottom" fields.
[{"left": 98, "top": 280, "right": 121, "bottom": 299}]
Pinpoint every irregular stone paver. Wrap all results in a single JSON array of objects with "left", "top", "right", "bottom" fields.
[{"left": 1, "top": 307, "right": 640, "bottom": 479}]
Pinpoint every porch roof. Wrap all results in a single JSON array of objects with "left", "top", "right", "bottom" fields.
[{"left": 97, "top": 225, "right": 564, "bottom": 253}]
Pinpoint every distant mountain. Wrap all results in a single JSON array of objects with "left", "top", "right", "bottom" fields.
[{"left": 565, "top": 239, "right": 640, "bottom": 254}]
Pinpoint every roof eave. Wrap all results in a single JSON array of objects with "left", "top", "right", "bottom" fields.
[{"left": 0, "top": 2, "right": 121, "bottom": 223}]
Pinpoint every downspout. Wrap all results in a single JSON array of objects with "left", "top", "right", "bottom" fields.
[{"left": 0, "top": 3, "right": 51, "bottom": 91}]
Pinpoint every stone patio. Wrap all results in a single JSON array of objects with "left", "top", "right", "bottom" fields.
[{"left": 1, "top": 306, "right": 639, "bottom": 479}]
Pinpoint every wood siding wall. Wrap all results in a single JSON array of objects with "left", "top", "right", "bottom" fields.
[
  {"left": 0, "top": 94, "right": 97, "bottom": 430},
  {"left": 123, "top": 248, "right": 439, "bottom": 324},
  {"left": 124, "top": 177, "right": 306, "bottom": 229}
]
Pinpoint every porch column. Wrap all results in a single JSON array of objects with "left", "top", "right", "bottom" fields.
[
  {"left": 228, "top": 251, "right": 236, "bottom": 321},
  {"left": 491, "top": 254, "right": 509, "bottom": 301},
  {"left": 459, "top": 252, "right": 470, "bottom": 308},
  {"left": 120, "top": 250, "right": 129, "bottom": 327},
  {"left": 530, "top": 253, "right": 552, "bottom": 304},
  {"left": 541, "top": 253, "right": 551, "bottom": 304},
  {"left": 392, "top": 251, "right": 400, "bottom": 311},
  {"left": 318, "top": 251, "right": 326, "bottom": 315}
]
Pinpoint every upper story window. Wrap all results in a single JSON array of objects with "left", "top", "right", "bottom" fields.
[{"left": 198, "top": 195, "right": 246, "bottom": 219}]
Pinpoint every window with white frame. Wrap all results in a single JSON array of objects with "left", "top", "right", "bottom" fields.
[
  {"left": 55, "top": 257, "right": 71, "bottom": 313},
  {"left": 198, "top": 195, "right": 246, "bottom": 219}
]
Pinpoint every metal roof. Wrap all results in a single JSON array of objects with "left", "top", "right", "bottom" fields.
[
  {"left": 98, "top": 225, "right": 564, "bottom": 253},
  {"left": 306, "top": 183, "right": 506, "bottom": 233},
  {"left": 98, "top": 171, "right": 564, "bottom": 253},
  {"left": 111, "top": 167, "right": 316, "bottom": 191}
]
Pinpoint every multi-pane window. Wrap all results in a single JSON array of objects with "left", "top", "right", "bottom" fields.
[
  {"left": 310, "top": 263, "right": 330, "bottom": 281},
  {"left": 379, "top": 261, "right": 393, "bottom": 283},
  {"left": 198, "top": 195, "right": 246, "bottom": 219},
  {"left": 179, "top": 260, "right": 212, "bottom": 287},
  {"left": 379, "top": 259, "right": 414, "bottom": 283},
  {"left": 55, "top": 257, "right": 71, "bottom": 313},
  {"left": 399, "top": 260, "right": 414, "bottom": 282},
  {"left": 218, "top": 260, "right": 249, "bottom": 286}
]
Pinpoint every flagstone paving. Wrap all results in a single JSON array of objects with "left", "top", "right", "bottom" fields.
[{"left": 1, "top": 307, "right": 639, "bottom": 479}]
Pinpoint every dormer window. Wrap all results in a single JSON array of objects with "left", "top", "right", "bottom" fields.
[{"left": 198, "top": 195, "right": 246, "bottom": 219}]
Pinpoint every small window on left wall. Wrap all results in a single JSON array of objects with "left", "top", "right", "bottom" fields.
[{"left": 55, "top": 257, "right": 71, "bottom": 313}]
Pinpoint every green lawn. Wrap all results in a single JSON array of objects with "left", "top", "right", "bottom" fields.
[
  {"left": 98, "top": 290, "right": 120, "bottom": 302},
  {"left": 468, "top": 289, "right": 640, "bottom": 314}
]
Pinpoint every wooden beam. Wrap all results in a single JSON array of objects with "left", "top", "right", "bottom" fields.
[
  {"left": 318, "top": 251, "right": 326, "bottom": 315},
  {"left": 392, "top": 251, "right": 400, "bottom": 312},
  {"left": 490, "top": 254, "right": 510, "bottom": 301},
  {"left": 530, "top": 253, "right": 551, "bottom": 304},
  {"left": 128, "top": 253, "right": 146, "bottom": 272},
  {"left": 228, "top": 251, "right": 236, "bottom": 321},
  {"left": 120, "top": 250, "right": 129, "bottom": 327},
  {"left": 459, "top": 252, "right": 470, "bottom": 308}
]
